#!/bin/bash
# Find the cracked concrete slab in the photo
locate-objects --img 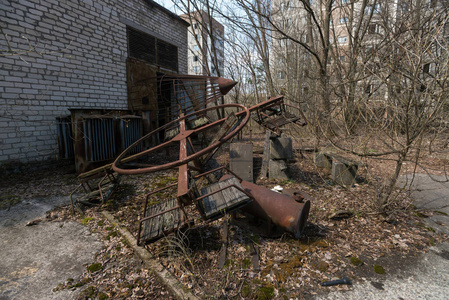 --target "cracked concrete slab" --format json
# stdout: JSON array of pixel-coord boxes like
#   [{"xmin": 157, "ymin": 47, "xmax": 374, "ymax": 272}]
[
  {"xmin": 398, "ymin": 173, "xmax": 449, "ymax": 235},
  {"xmin": 0, "ymin": 196, "xmax": 103, "ymax": 300}
]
